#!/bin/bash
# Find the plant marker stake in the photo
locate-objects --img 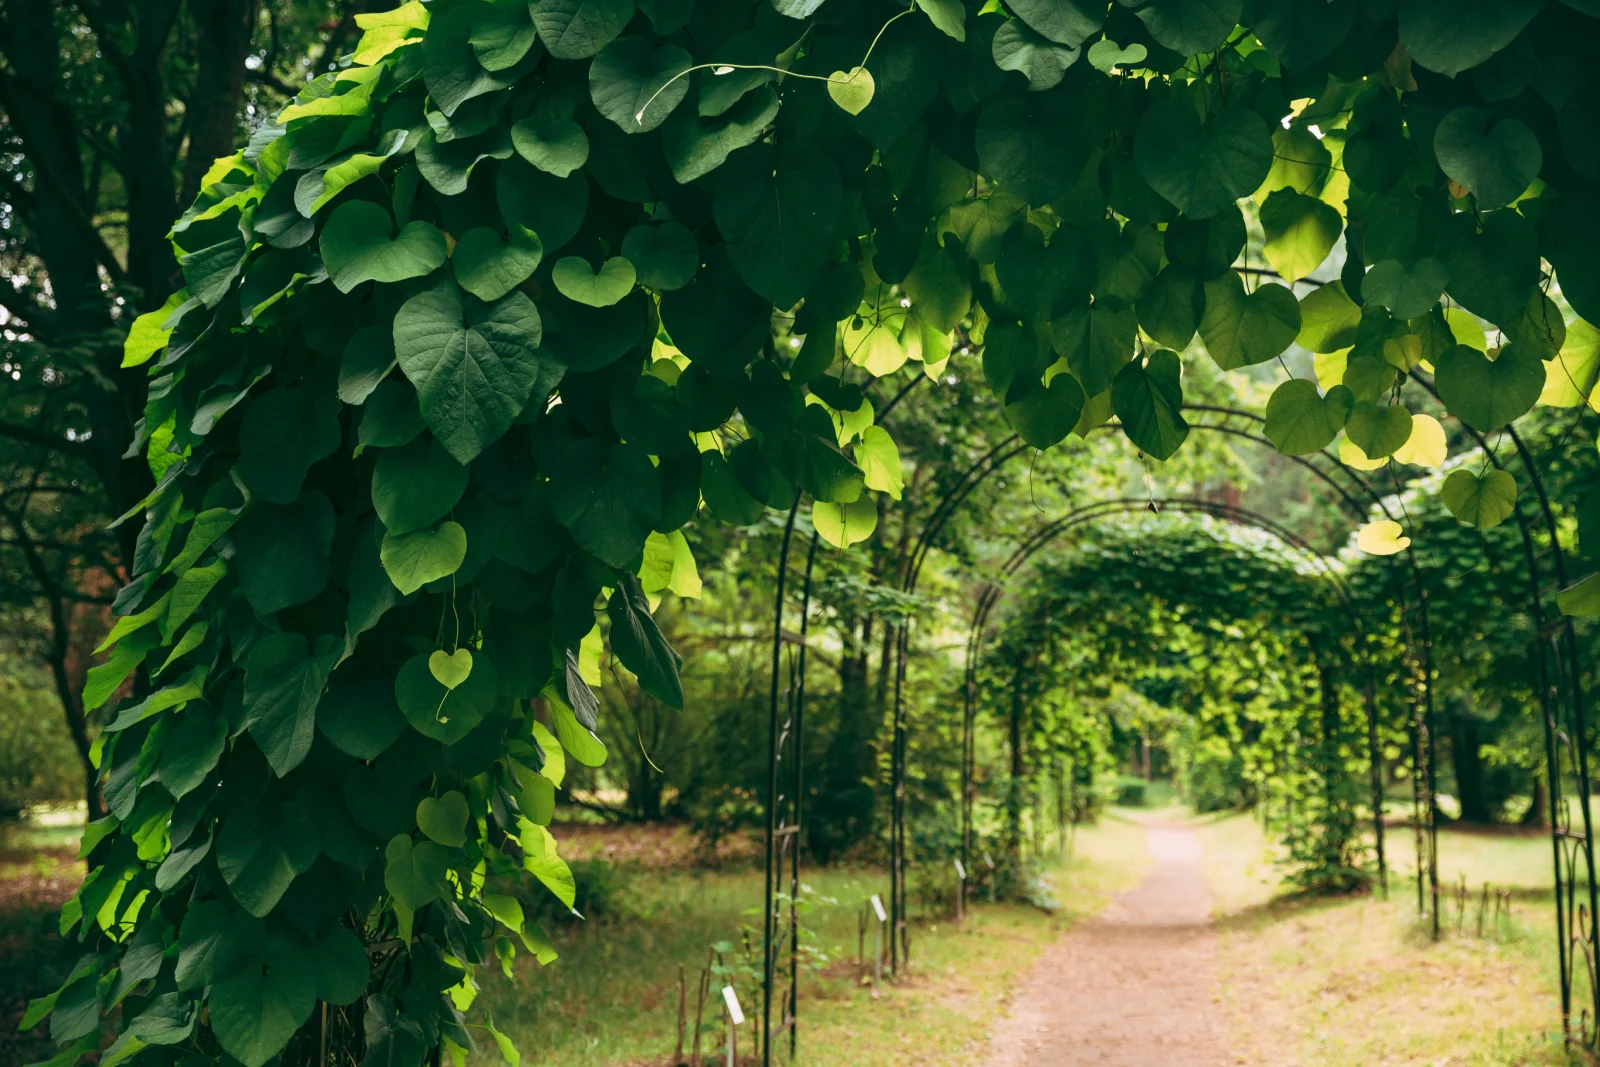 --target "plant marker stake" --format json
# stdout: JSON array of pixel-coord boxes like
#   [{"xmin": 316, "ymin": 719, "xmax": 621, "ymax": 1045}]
[
  {"xmin": 721, "ymin": 985, "xmax": 744, "ymax": 1067},
  {"xmin": 870, "ymin": 893, "xmax": 887, "ymax": 992},
  {"xmin": 954, "ymin": 859, "xmax": 966, "ymax": 921}
]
